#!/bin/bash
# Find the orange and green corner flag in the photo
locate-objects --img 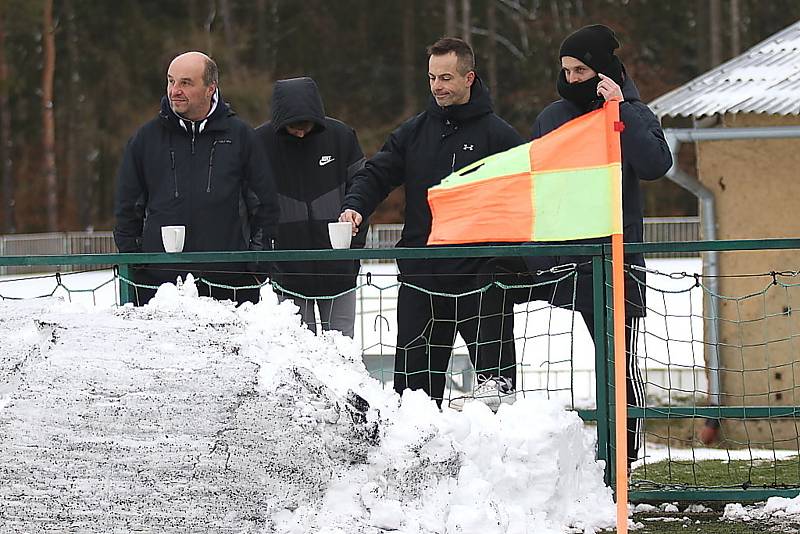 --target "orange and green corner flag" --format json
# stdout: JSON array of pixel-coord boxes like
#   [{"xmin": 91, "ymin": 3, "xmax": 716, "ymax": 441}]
[{"xmin": 427, "ymin": 100, "xmax": 623, "ymax": 245}]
